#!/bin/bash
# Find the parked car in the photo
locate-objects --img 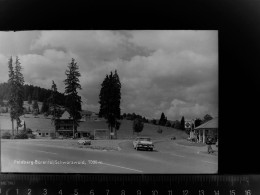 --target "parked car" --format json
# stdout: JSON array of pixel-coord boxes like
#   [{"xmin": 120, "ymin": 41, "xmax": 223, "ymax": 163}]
[
  {"xmin": 78, "ymin": 137, "xmax": 91, "ymax": 145},
  {"xmin": 133, "ymin": 137, "xmax": 154, "ymax": 151}
]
